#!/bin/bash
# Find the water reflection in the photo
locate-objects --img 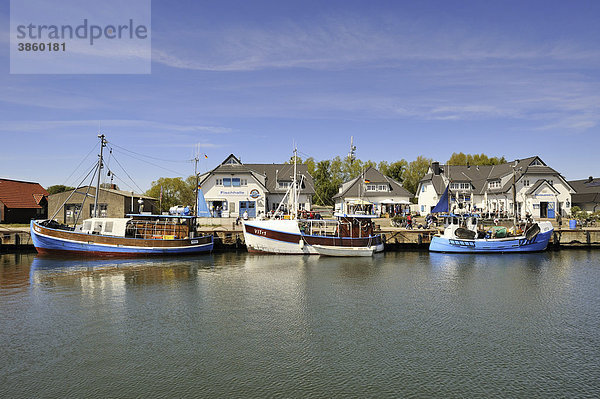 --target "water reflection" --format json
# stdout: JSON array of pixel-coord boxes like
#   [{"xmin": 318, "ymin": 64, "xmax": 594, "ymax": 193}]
[{"xmin": 29, "ymin": 254, "xmax": 217, "ymax": 289}]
